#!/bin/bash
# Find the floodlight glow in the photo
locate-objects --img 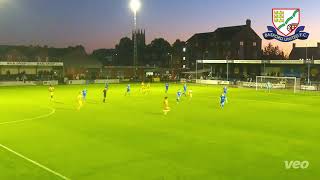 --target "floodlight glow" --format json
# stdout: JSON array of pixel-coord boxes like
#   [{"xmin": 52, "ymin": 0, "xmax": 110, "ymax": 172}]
[
  {"xmin": 130, "ymin": 0, "xmax": 141, "ymax": 13},
  {"xmin": 0, "ymin": 0, "xmax": 9, "ymax": 6}
]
